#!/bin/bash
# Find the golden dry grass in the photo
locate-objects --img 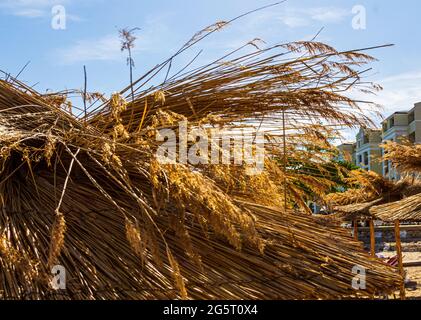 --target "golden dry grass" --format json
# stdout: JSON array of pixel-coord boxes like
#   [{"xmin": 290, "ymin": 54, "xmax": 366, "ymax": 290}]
[
  {"xmin": 0, "ymin": 24, "xmax": 403, "ymax": 299},
  {"xmin": 326, "ymin": 169, "xmax": 421, "ymax": 220}
]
